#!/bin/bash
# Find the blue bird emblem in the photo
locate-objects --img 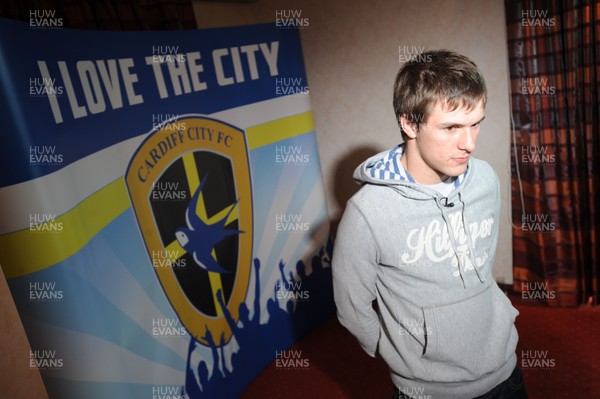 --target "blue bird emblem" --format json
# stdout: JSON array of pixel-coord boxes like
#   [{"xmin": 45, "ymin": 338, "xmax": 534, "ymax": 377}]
[{"xmin": 175, "ymin": 175, "xmax": 243, "ymax": 274}]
